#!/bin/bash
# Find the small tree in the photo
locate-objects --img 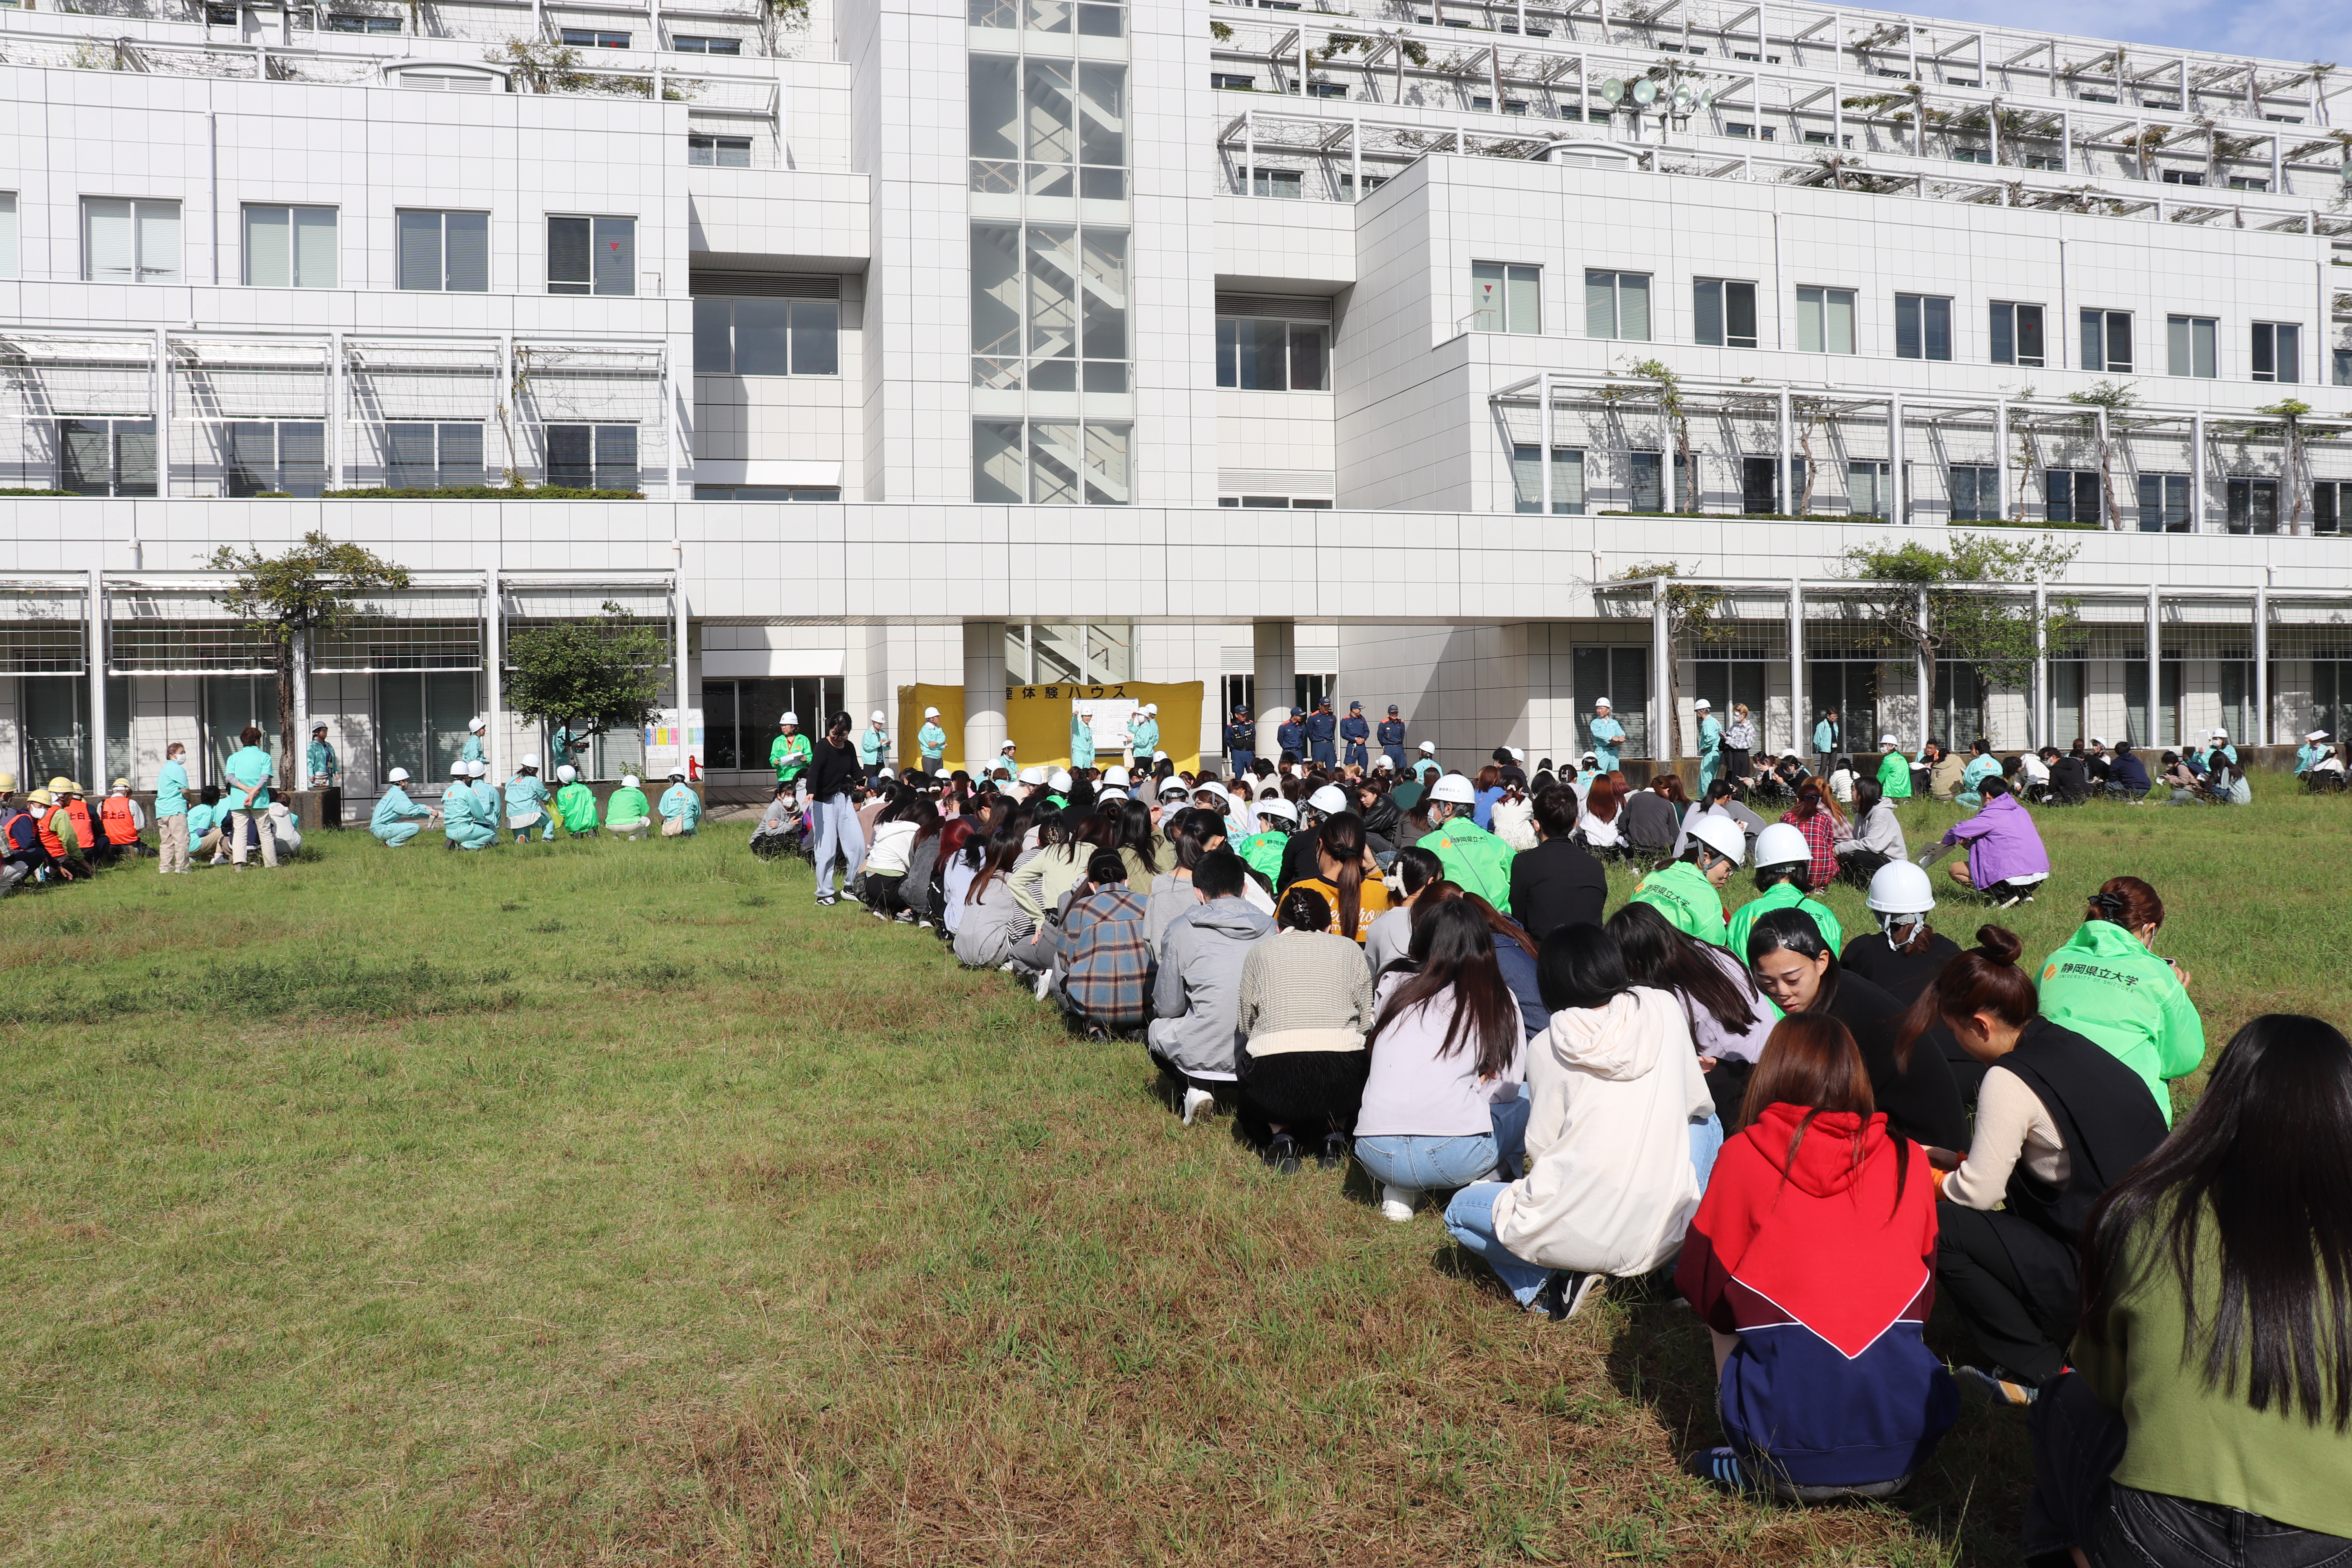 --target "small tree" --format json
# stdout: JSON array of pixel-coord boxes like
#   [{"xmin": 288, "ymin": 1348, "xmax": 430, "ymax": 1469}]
[
  {"xmin": 2258, "ymin": 398, "xmax": 2315, "ymax": 531},
  {"xmin": 505, "ymin": 603, "xmax": 670, "ymax": 771},
  {"xmin": 2065, "ymin": 379, "xmax": 2137, "ymax": 528},
  {"xmin": 1616, "ymin": 562, "xmax": 1739, "ymax": 759},
  {"xmin": 1835, "ymin": 535, "xmax": 2082, "ymax": 746},
  {"xmin": 209, "ymin": 532, "xmax": 412, "ymax": 769}
]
